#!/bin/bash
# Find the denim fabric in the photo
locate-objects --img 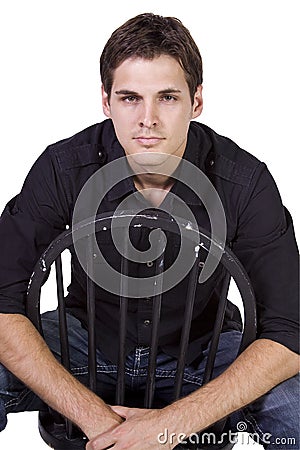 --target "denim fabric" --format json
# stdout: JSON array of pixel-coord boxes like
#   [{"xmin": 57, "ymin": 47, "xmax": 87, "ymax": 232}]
[
  {"xmin": 0, "ymin": 310, "xmax": 299, "ymax": 449},
  {"xmin": 229, "ymin": 376, "xmax": 300, "ymax": 449},
  {"xmin": 0, "ymin": 398, "xmax": 6, "ymax": 432}
]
